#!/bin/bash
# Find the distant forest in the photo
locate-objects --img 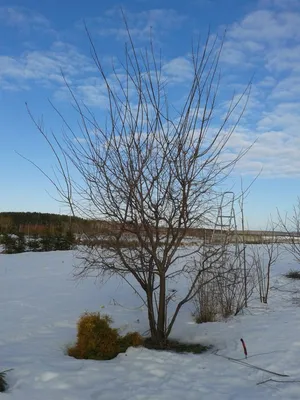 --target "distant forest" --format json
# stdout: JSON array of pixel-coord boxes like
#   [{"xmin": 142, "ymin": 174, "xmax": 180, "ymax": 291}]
[
  {"xmin": 0, "ymin": 212, "xmax": 85, "ymax": 234},
  {"xmin": 0, "ymin": 211, "xmax": 271, "ymax": 244},
  {"xmin": 0, "ymin": 211, "xmax": 231, "ymax": 241},
  {"xmin": 0, "ymin": 212, "xmax": 83, "ymax": 225},
  {"xmin": 0, "ymin": 211, "xmax": 209, "ymax": 238}
]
